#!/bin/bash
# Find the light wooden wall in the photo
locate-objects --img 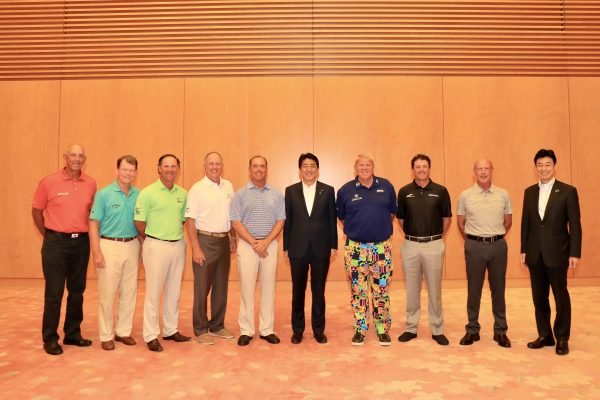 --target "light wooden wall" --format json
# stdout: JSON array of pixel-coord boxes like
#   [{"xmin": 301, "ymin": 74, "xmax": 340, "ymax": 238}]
[{"xmin": 1, "ymin": 76, "xmax": 597, "ymax": 281}]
